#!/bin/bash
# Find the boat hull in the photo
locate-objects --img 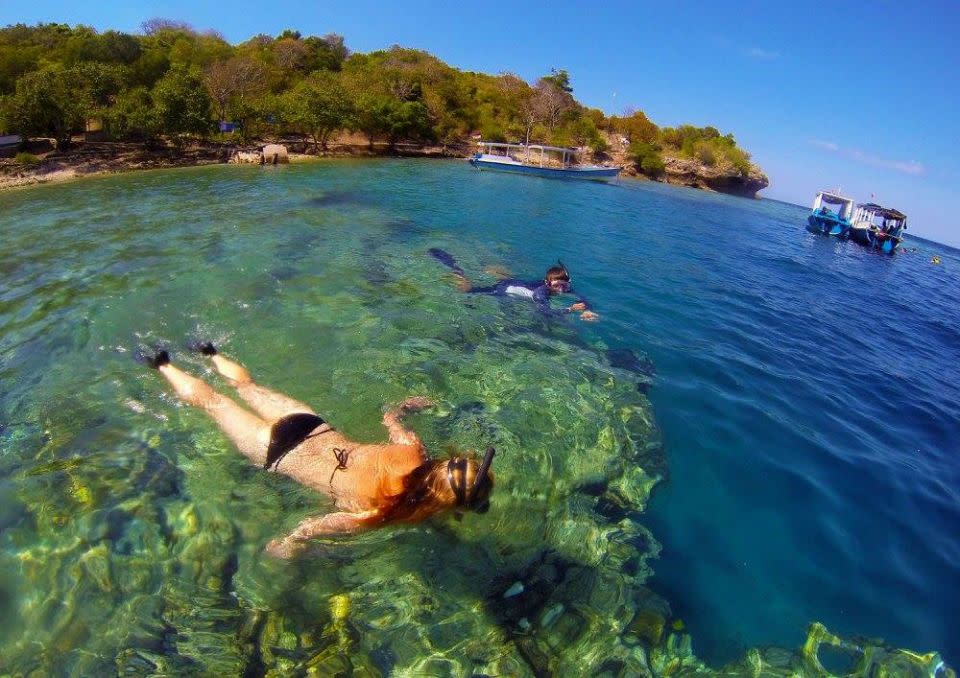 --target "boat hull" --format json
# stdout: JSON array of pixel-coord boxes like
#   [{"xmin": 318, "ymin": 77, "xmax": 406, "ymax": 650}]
[
  {"xmin": 848, "ymin": 226, "xmax": 871, "ymax": 246},
  {"xmin": 807, "ymin": 214, "xmax": 850, "ymax": 238},
  {"xmin": 469, "ymin": 158, "xmax": 620, "ymax": 182},
  {"xmin": 848, "ymin": 226, "xmax": 902, "ymax": 254}
]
